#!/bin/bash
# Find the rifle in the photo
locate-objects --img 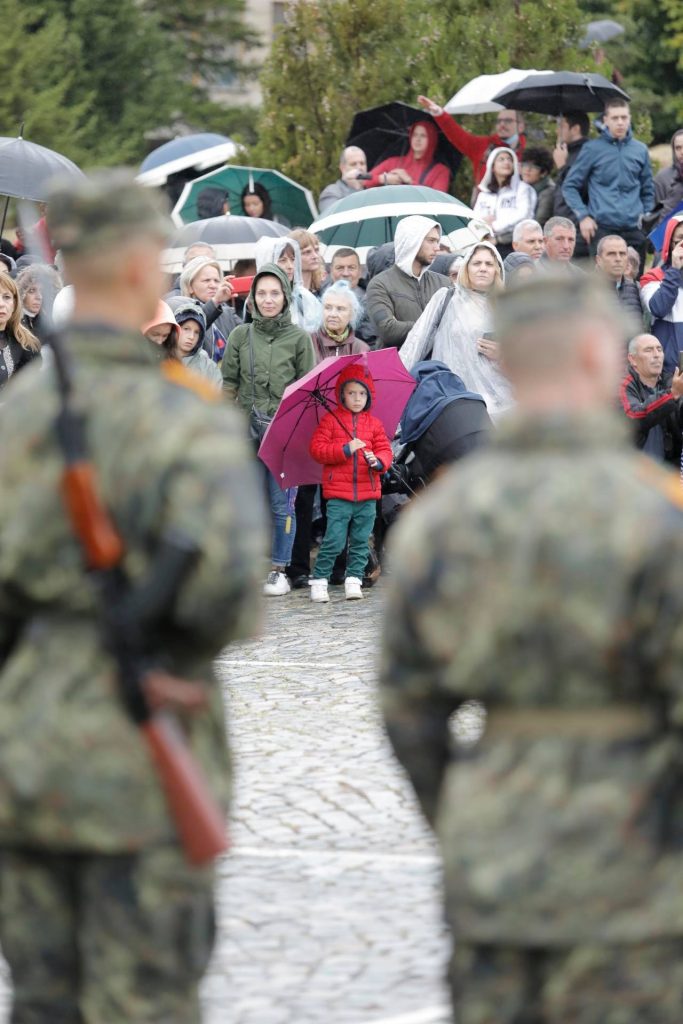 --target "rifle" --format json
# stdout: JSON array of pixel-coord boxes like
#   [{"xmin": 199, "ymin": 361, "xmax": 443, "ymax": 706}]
[{"xmin": 51, "ymin": 327, "xmax": 228, "ymax": 866}]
